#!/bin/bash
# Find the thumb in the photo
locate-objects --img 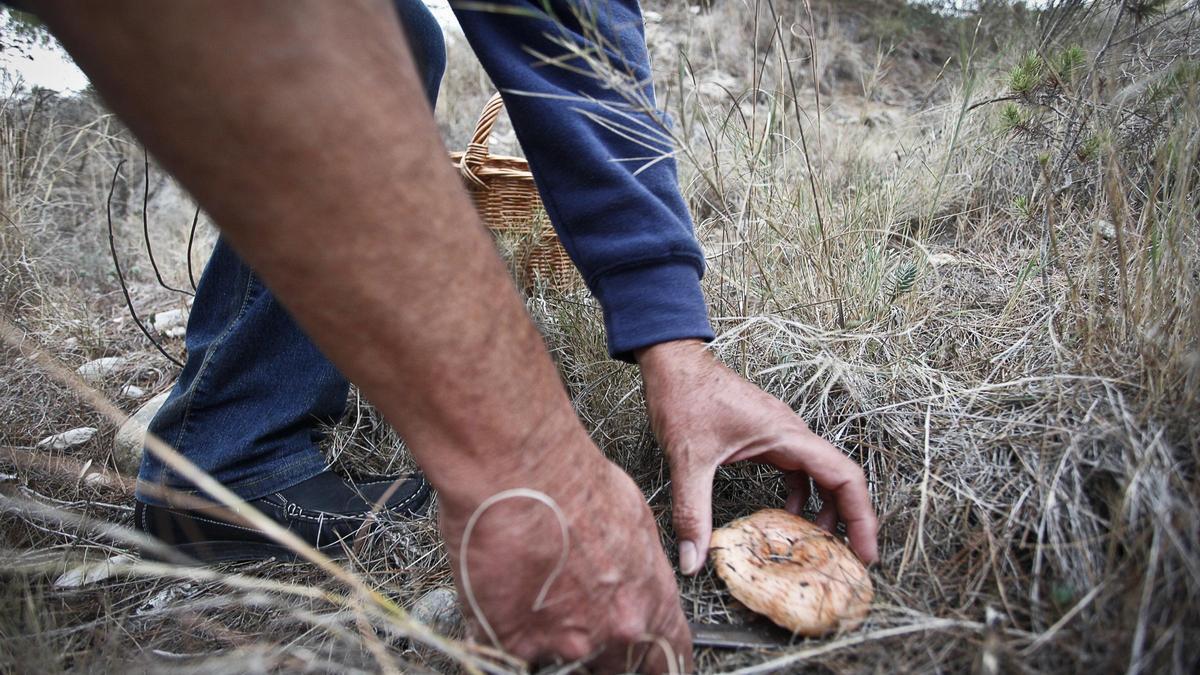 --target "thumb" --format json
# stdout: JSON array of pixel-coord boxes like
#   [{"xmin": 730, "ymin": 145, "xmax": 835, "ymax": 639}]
[{"xmin": 670, "ymin": 463, "xmax": 716, "ymax": 576}]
